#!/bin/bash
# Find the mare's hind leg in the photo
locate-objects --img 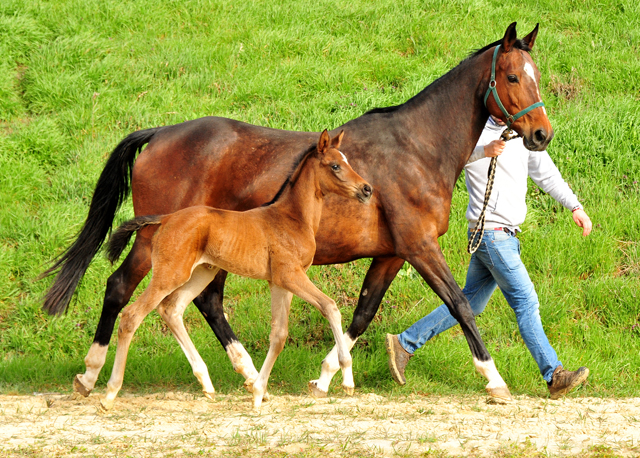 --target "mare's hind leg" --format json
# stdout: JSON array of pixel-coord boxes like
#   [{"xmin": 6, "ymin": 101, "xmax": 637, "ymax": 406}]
[
  {"xmin": 192, "ymin": 271, "xmax": 261, "ymax": 391},
  {"xmin": 74, "ymin": 235, "xmax": 152, "ymax": 397},
  {"xmin": 157, "ymin": 265, "xmax": 221, "ymax": 400},
  {"xmin": 101, "ymin": 279, "xmax": 173, "ymax": 411},
  {"xmin": 309, "ymin": 256, "xmax": 404, "ymax": 397},
  {"xmin": 251, "ymin": 284, "xmax": 293, "ymax": 410},
  {"xmin": 276, "ymin": 270, "xmax": 354, "ymax": 396}
]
